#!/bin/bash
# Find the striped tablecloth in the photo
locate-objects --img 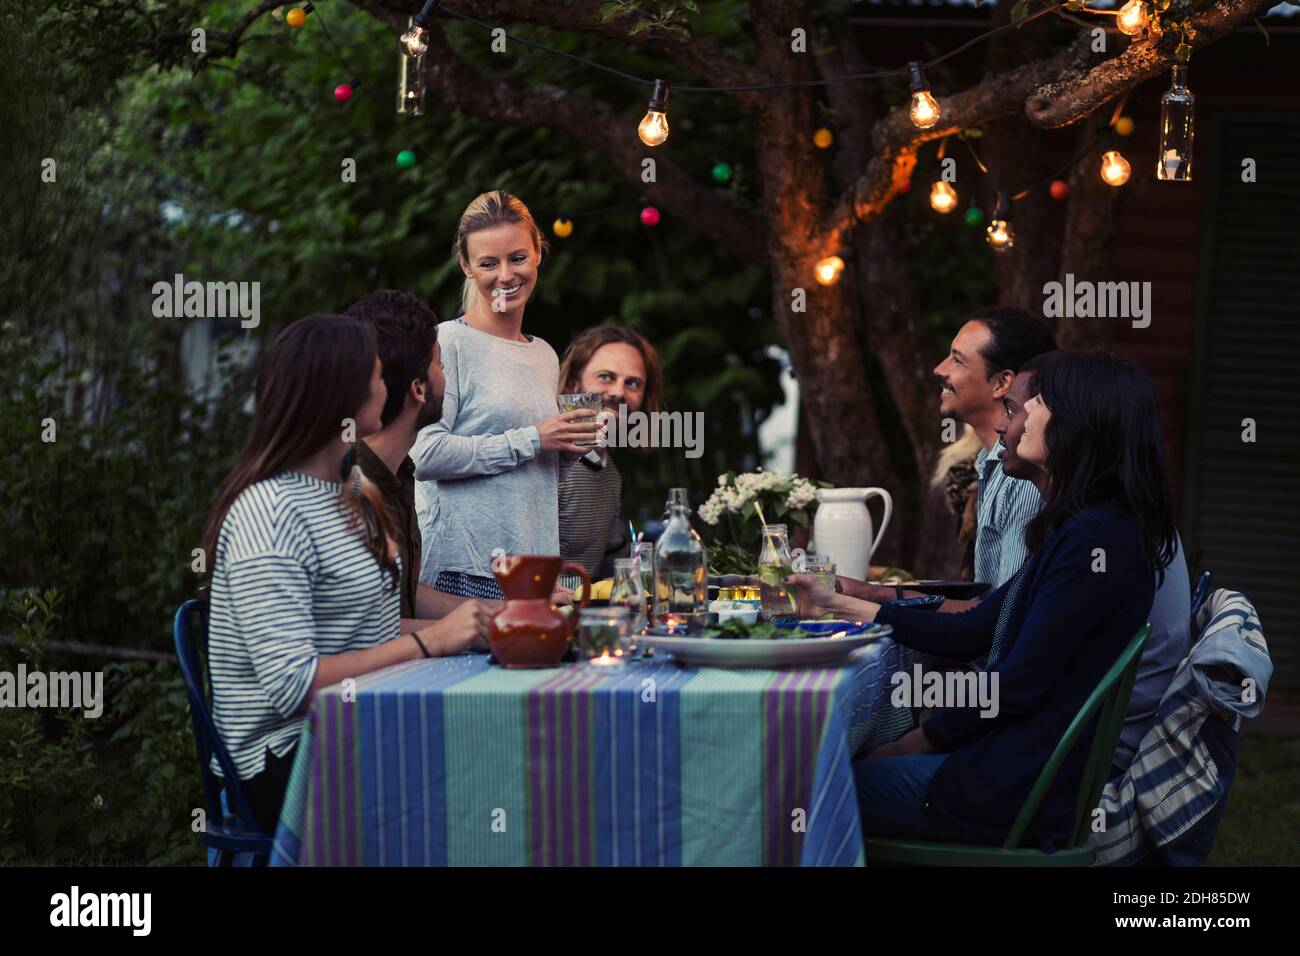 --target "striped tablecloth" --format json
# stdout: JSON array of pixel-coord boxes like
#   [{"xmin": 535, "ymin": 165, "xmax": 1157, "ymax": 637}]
[{"xmin": 270, "ymin": 637, "xmax": 919, "ymax": 867}]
